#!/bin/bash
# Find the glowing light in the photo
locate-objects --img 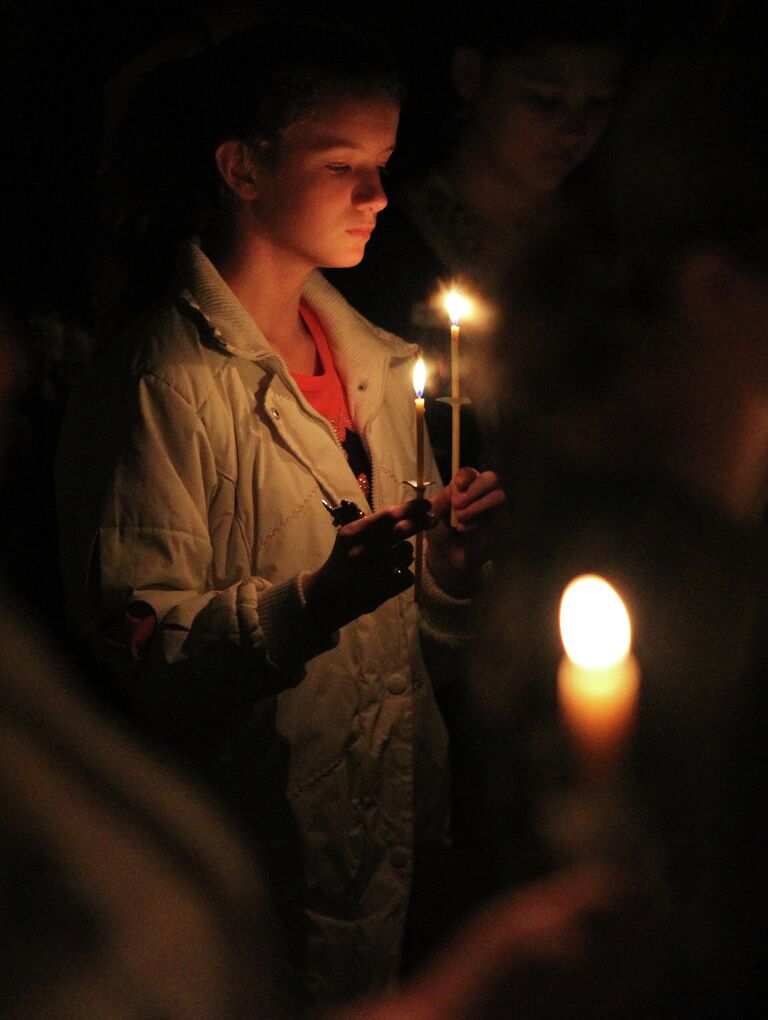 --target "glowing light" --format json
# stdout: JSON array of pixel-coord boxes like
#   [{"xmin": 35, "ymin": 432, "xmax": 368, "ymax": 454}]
[
  {"xmin": 413, "ymin": 356, "xmax": 426, "ymax": 398},
  {"xmin": 444, "ymin": 288, "xmax": 471, "ymax": 326},
  {"xmin": 557, "ymin": 574, "xmax": 639, "ymax": 764},
  {"xmin": 559, "ymin": 575, "xmax": 632, "ymax": 670}
]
